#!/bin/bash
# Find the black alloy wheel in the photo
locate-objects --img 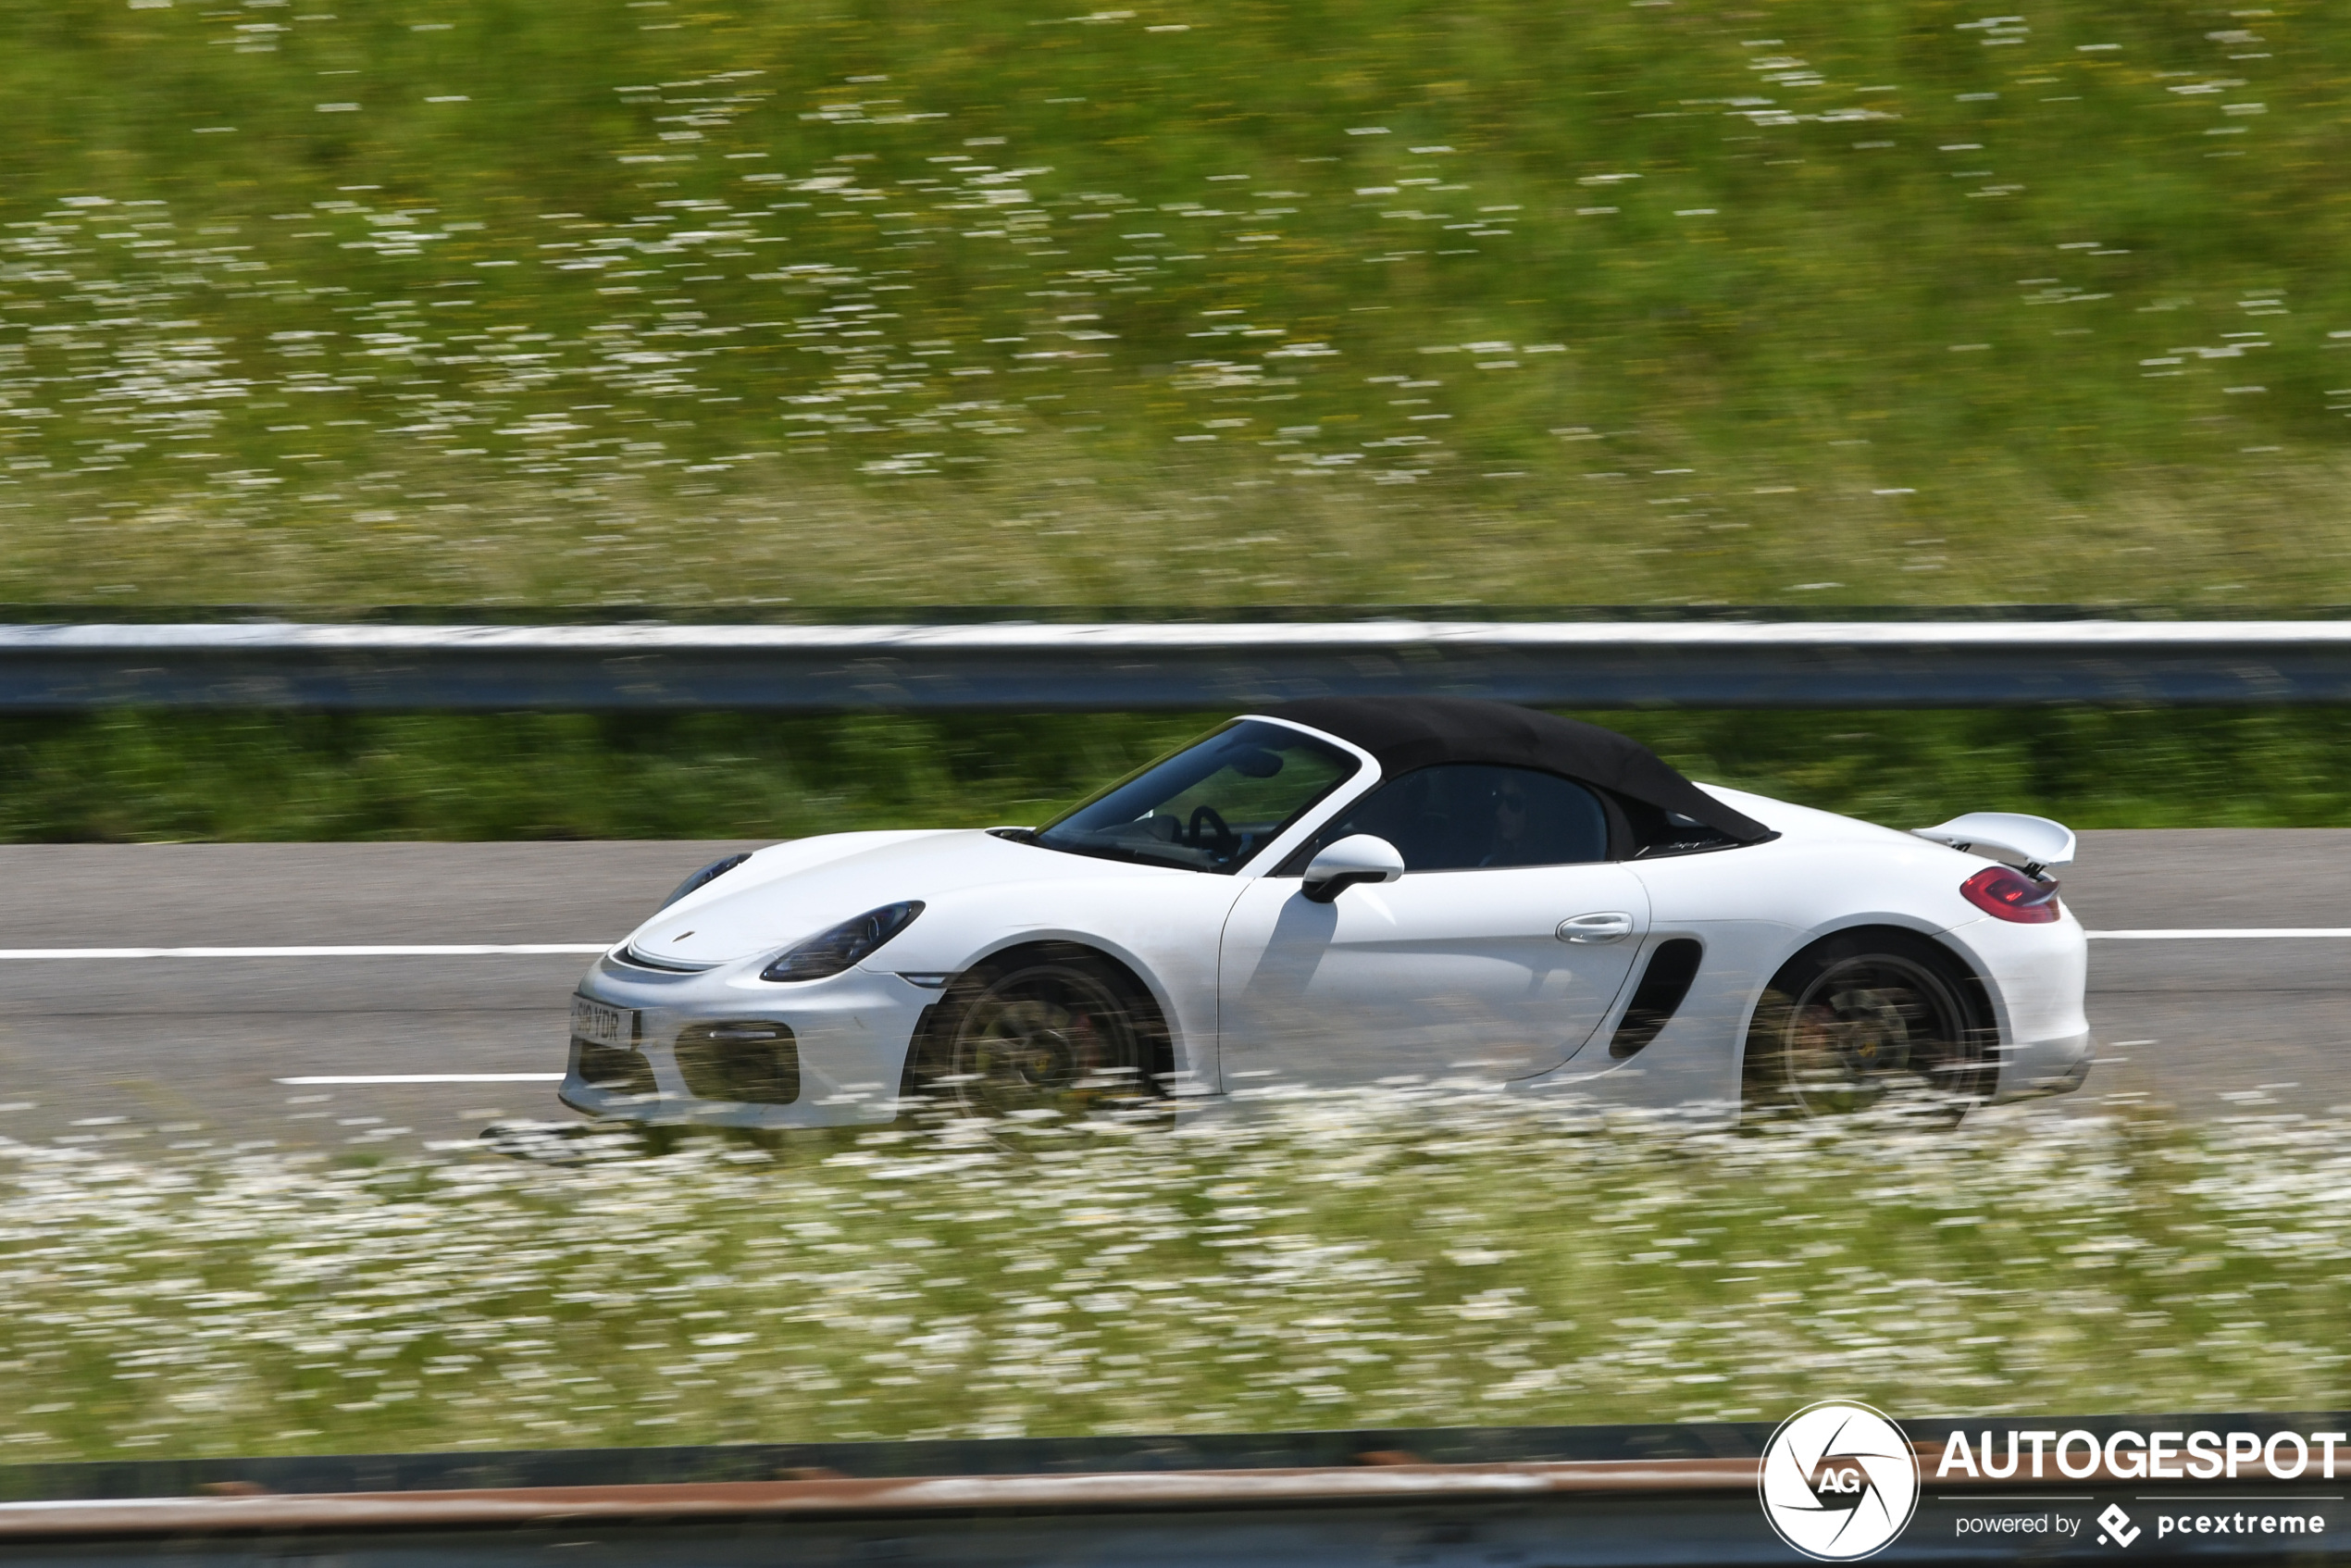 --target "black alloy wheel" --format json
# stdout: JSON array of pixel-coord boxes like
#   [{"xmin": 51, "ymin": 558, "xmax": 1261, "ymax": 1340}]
[
  {"xmin": 1744, "ymin": 929, "xmax": 1996, "ymax": 1122},
  {"xmin": 917, "ymin": 946, "xmax": 1165, "ymax": 1127}
]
